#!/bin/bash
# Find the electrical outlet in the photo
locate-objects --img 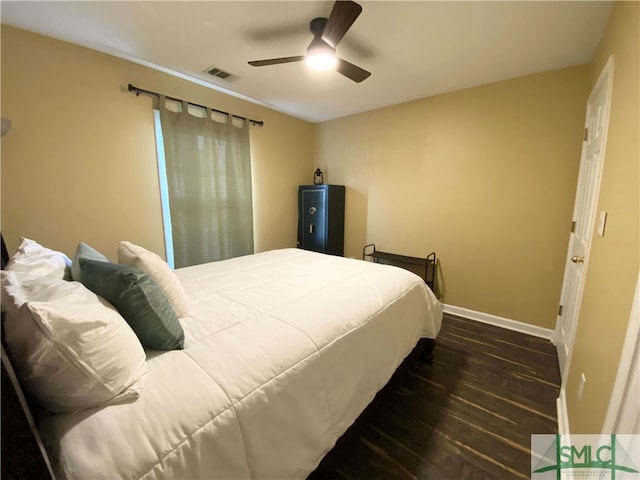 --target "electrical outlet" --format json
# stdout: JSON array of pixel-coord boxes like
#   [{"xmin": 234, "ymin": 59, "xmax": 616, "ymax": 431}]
[{"xmin": 578, "ymin": 373, "xmax": 586, "ymax": 400}]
